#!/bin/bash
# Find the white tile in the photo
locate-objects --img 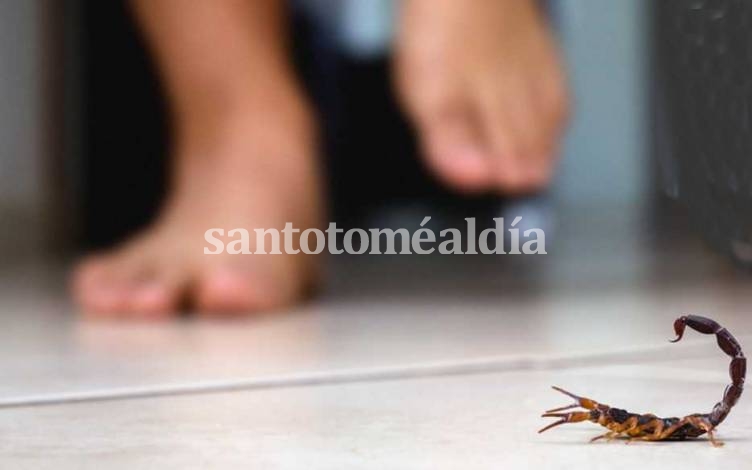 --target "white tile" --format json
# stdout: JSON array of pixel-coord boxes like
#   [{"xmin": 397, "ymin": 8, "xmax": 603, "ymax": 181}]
[
  {"xmin": 1, "ymin": 263, "xmax": 751, "ymax": 397},
  {"xmin": 0, "ymin": 359, "xmax": 747, "ymax": 469}
]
